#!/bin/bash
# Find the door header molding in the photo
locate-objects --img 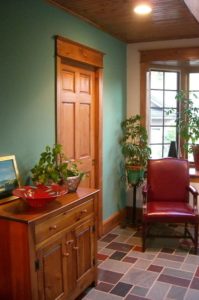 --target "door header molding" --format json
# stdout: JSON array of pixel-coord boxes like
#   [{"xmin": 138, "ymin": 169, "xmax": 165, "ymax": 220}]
[{"xmin": 56, "ymin": 35, "xmax": 104, "ymax": 68}]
